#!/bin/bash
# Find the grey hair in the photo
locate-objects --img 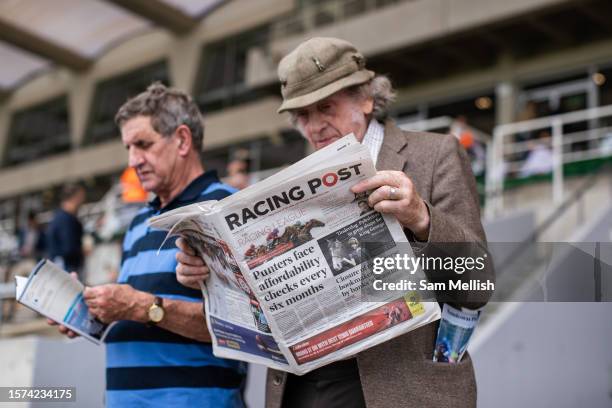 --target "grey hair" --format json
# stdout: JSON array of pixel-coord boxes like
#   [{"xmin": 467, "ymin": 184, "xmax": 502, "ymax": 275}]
[
  {"xmin": 287, "ymin": 74, "xmax": 396, "ymax": 128},
  {"xmin": 115, "ymin": 82, "xmax": 204, "ymax": 151},
  {"xmin": 348, "ymin": 74, "xmax": 396, "ymax": 121}
]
